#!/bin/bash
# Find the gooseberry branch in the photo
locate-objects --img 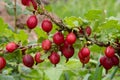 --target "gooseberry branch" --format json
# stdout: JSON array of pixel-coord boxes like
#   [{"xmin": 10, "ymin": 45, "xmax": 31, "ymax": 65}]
[{"xmin": 36, "ymin": 0, "xmax": 110, "ymax": 48}]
